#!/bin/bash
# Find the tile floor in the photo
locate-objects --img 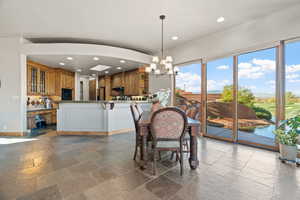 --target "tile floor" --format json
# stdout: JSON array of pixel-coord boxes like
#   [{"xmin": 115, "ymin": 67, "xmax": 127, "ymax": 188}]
[{"xmin": 0, "ymin": 132, "xmax": 299, "ymax": 200}]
